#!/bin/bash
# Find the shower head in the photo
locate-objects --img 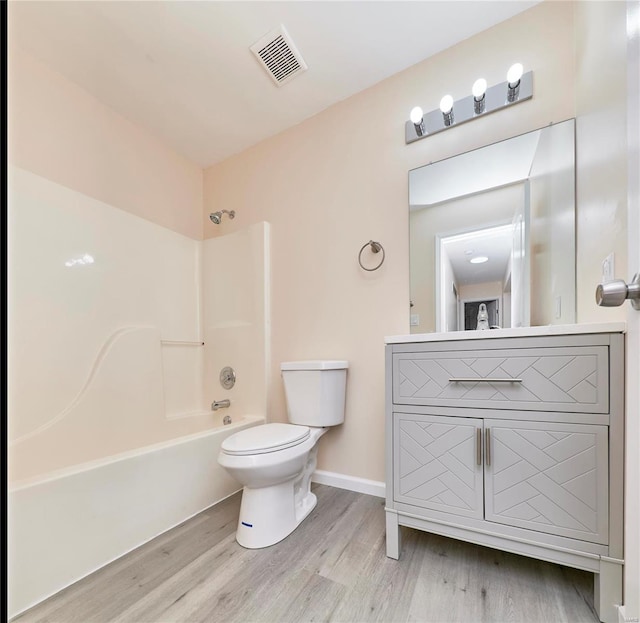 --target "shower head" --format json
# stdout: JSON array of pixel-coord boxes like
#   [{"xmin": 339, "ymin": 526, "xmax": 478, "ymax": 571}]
[{"xmin": 209, "ymin": 210, "xmax": 235, "ymax": 225}]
